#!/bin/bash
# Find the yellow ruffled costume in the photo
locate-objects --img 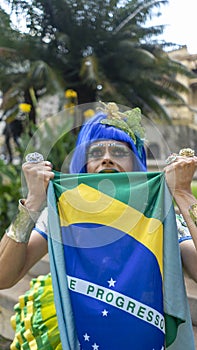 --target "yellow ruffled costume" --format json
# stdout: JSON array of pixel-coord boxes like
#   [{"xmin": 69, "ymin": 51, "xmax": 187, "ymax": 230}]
[{"xmin": 10, "ymin": 273, "xmax": 62, "ymax": 350}]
